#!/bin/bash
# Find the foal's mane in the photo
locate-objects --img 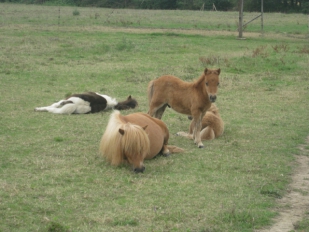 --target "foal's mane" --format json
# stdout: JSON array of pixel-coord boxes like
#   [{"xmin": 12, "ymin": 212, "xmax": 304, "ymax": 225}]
[
  {"xmin": 193, "ymin": 73, "xmax": 206, "ymax": 88},
  {"xmin": 99, "ymin": 111, "xmax": 150, "ymax": 166}
]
